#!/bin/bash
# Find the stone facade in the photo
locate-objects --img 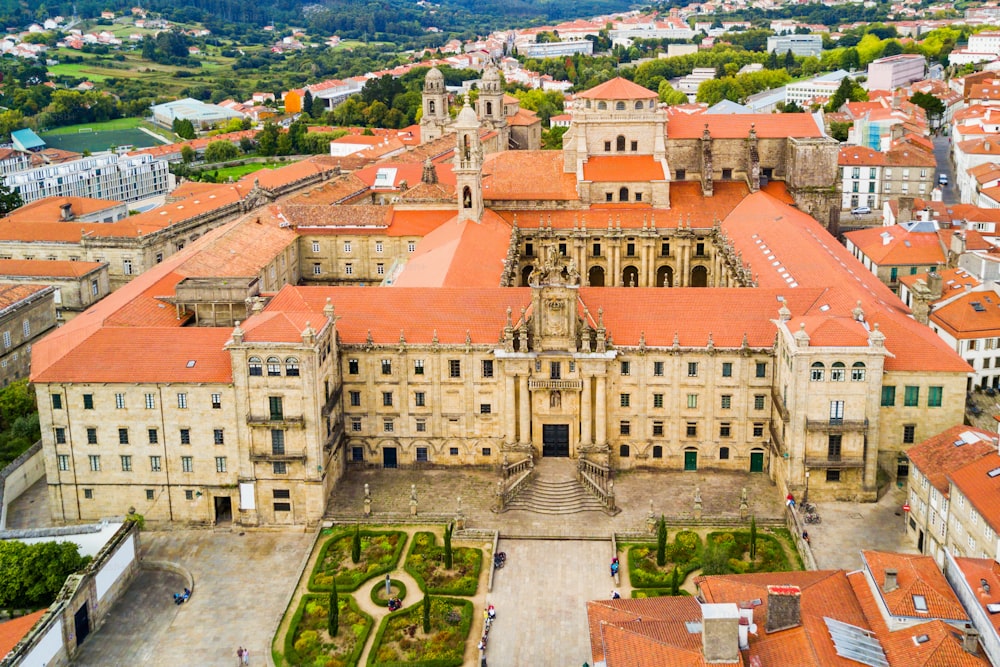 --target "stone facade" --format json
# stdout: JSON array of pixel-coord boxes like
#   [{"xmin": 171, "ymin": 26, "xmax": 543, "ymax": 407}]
[{"xmin": 0, "ymin": 284, "xmax": 56, "ymax": 387}]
